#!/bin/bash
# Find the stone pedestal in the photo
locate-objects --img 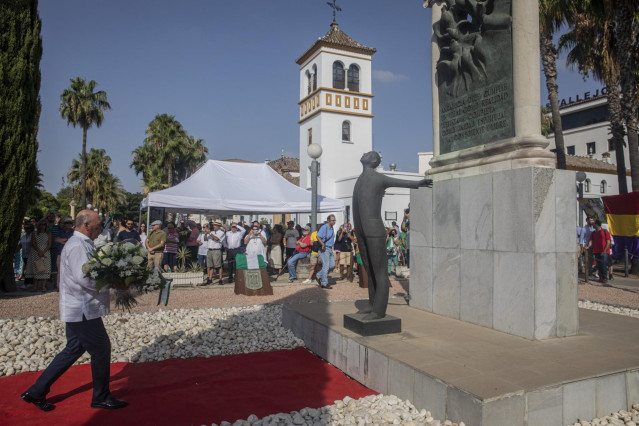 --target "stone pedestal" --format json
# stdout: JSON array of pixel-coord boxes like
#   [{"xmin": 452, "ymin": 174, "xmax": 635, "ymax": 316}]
[
  {"xmin": 410, "ymin": 167, "xmax": 578, "ymax": 340},
  {"xmin": 344, "ymin": 313, "xmax": 401, "ymax": 336}
]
